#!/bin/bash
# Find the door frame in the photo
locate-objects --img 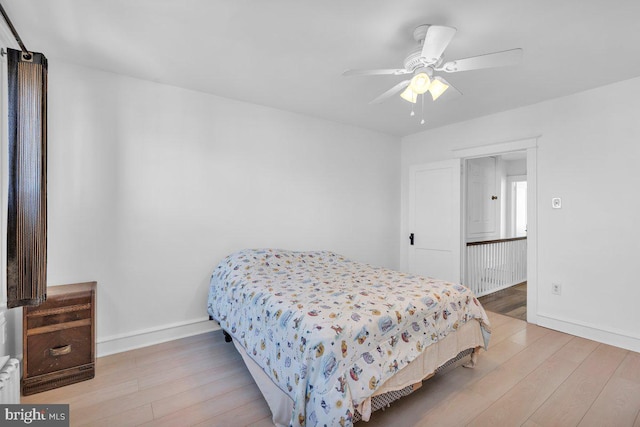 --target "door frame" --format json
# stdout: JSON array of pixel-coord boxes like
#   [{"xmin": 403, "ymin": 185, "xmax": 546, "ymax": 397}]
[{"xmin": 453, "ymin": 137, "xmax": 539, "ymax": 324}]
